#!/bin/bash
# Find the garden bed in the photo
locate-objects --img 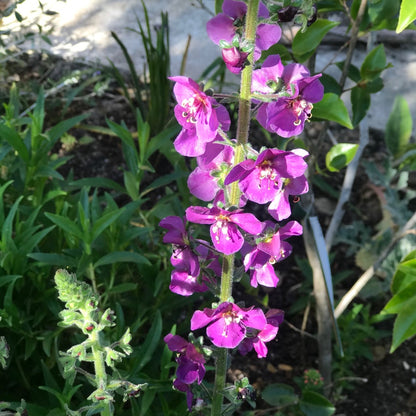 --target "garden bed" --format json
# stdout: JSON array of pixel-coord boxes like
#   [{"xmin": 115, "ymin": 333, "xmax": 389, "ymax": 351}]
[{"xmin": 2, "ymin": 49, "xmax": 415, "ymax": 416}]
